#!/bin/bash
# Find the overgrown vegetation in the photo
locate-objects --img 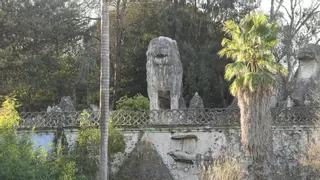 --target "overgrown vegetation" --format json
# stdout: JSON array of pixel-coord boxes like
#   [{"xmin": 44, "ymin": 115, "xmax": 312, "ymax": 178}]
[
  {"xmin": 0, "ymin": 98, "xmax": 125, "ymax": 180},
  {"xmin": 300, "ymin": 142, "xmax": 320, "ymax": 178},
  {"xmin": 200, "ymin": 157, "xmax": 243, "ymax": 180},
  {"xmin": 68, "ymin": 110, "xmax": 125, "ymax": 179},
  {"xmin": 0, "ymin": 97, "xmax": 74, "ymax": 180},
  {"xmin": 299, "ymin": 97, "xmax": 320, "ymax": 179}
]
